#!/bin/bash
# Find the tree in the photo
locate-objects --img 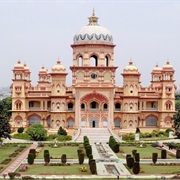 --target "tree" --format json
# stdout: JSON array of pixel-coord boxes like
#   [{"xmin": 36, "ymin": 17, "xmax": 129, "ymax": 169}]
[
  {"xmin": 26, "ymin": 124, "xmax": 47, "ymax": 141},
  {"xmin": 172, "ymin": 110, "xmax": 180, "ymax": 139},
  {"xmin": 0, "ymin": 97, "xmax": 12, "ymax": 119},
  {"xmin": 0, "ymin": 116, "xmax": 11, "ymax": 140},
  {"xmin": 57, "ymin": 126, "xmax": 67, "ymax": 136}
]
